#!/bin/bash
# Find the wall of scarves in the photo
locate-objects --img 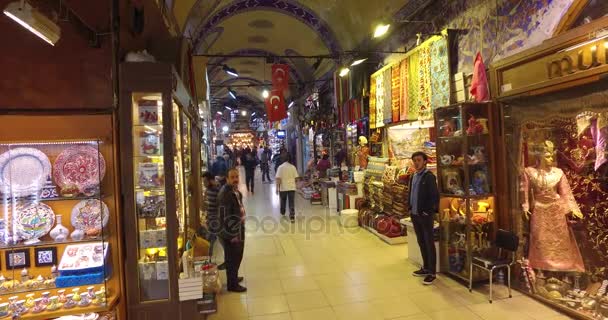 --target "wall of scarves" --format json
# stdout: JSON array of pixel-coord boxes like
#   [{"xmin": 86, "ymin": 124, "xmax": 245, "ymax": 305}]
[{"xmin": 370, "ymin": 33, "xmax": 451, "ymax": 128}]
